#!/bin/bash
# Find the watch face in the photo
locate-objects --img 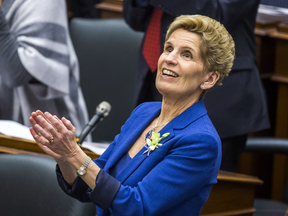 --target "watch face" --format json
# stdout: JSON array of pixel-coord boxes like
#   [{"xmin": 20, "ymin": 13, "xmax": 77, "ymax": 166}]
[{"xmin": 78, "ymin": 166, "xmax": 86, "ymax": 176}]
